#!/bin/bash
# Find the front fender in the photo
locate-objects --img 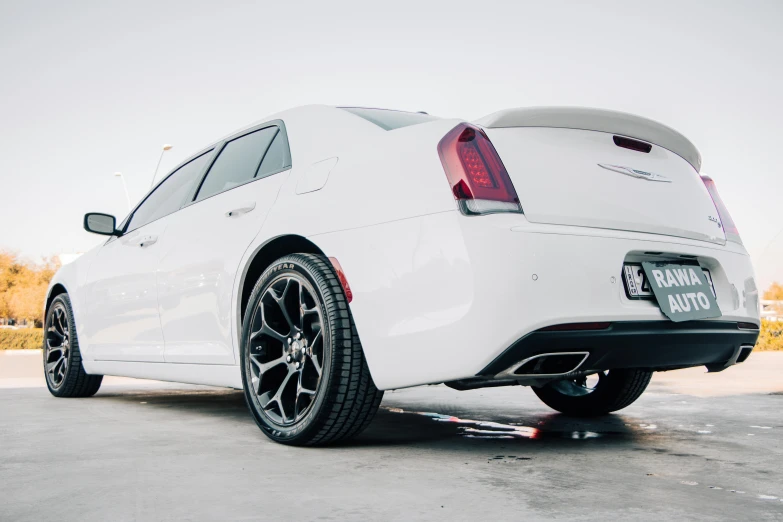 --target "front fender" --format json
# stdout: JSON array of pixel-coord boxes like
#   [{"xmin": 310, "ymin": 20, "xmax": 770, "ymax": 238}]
[{"xmin": 45, "ymin": 248, "xmax": 99, "ymax": 358}]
